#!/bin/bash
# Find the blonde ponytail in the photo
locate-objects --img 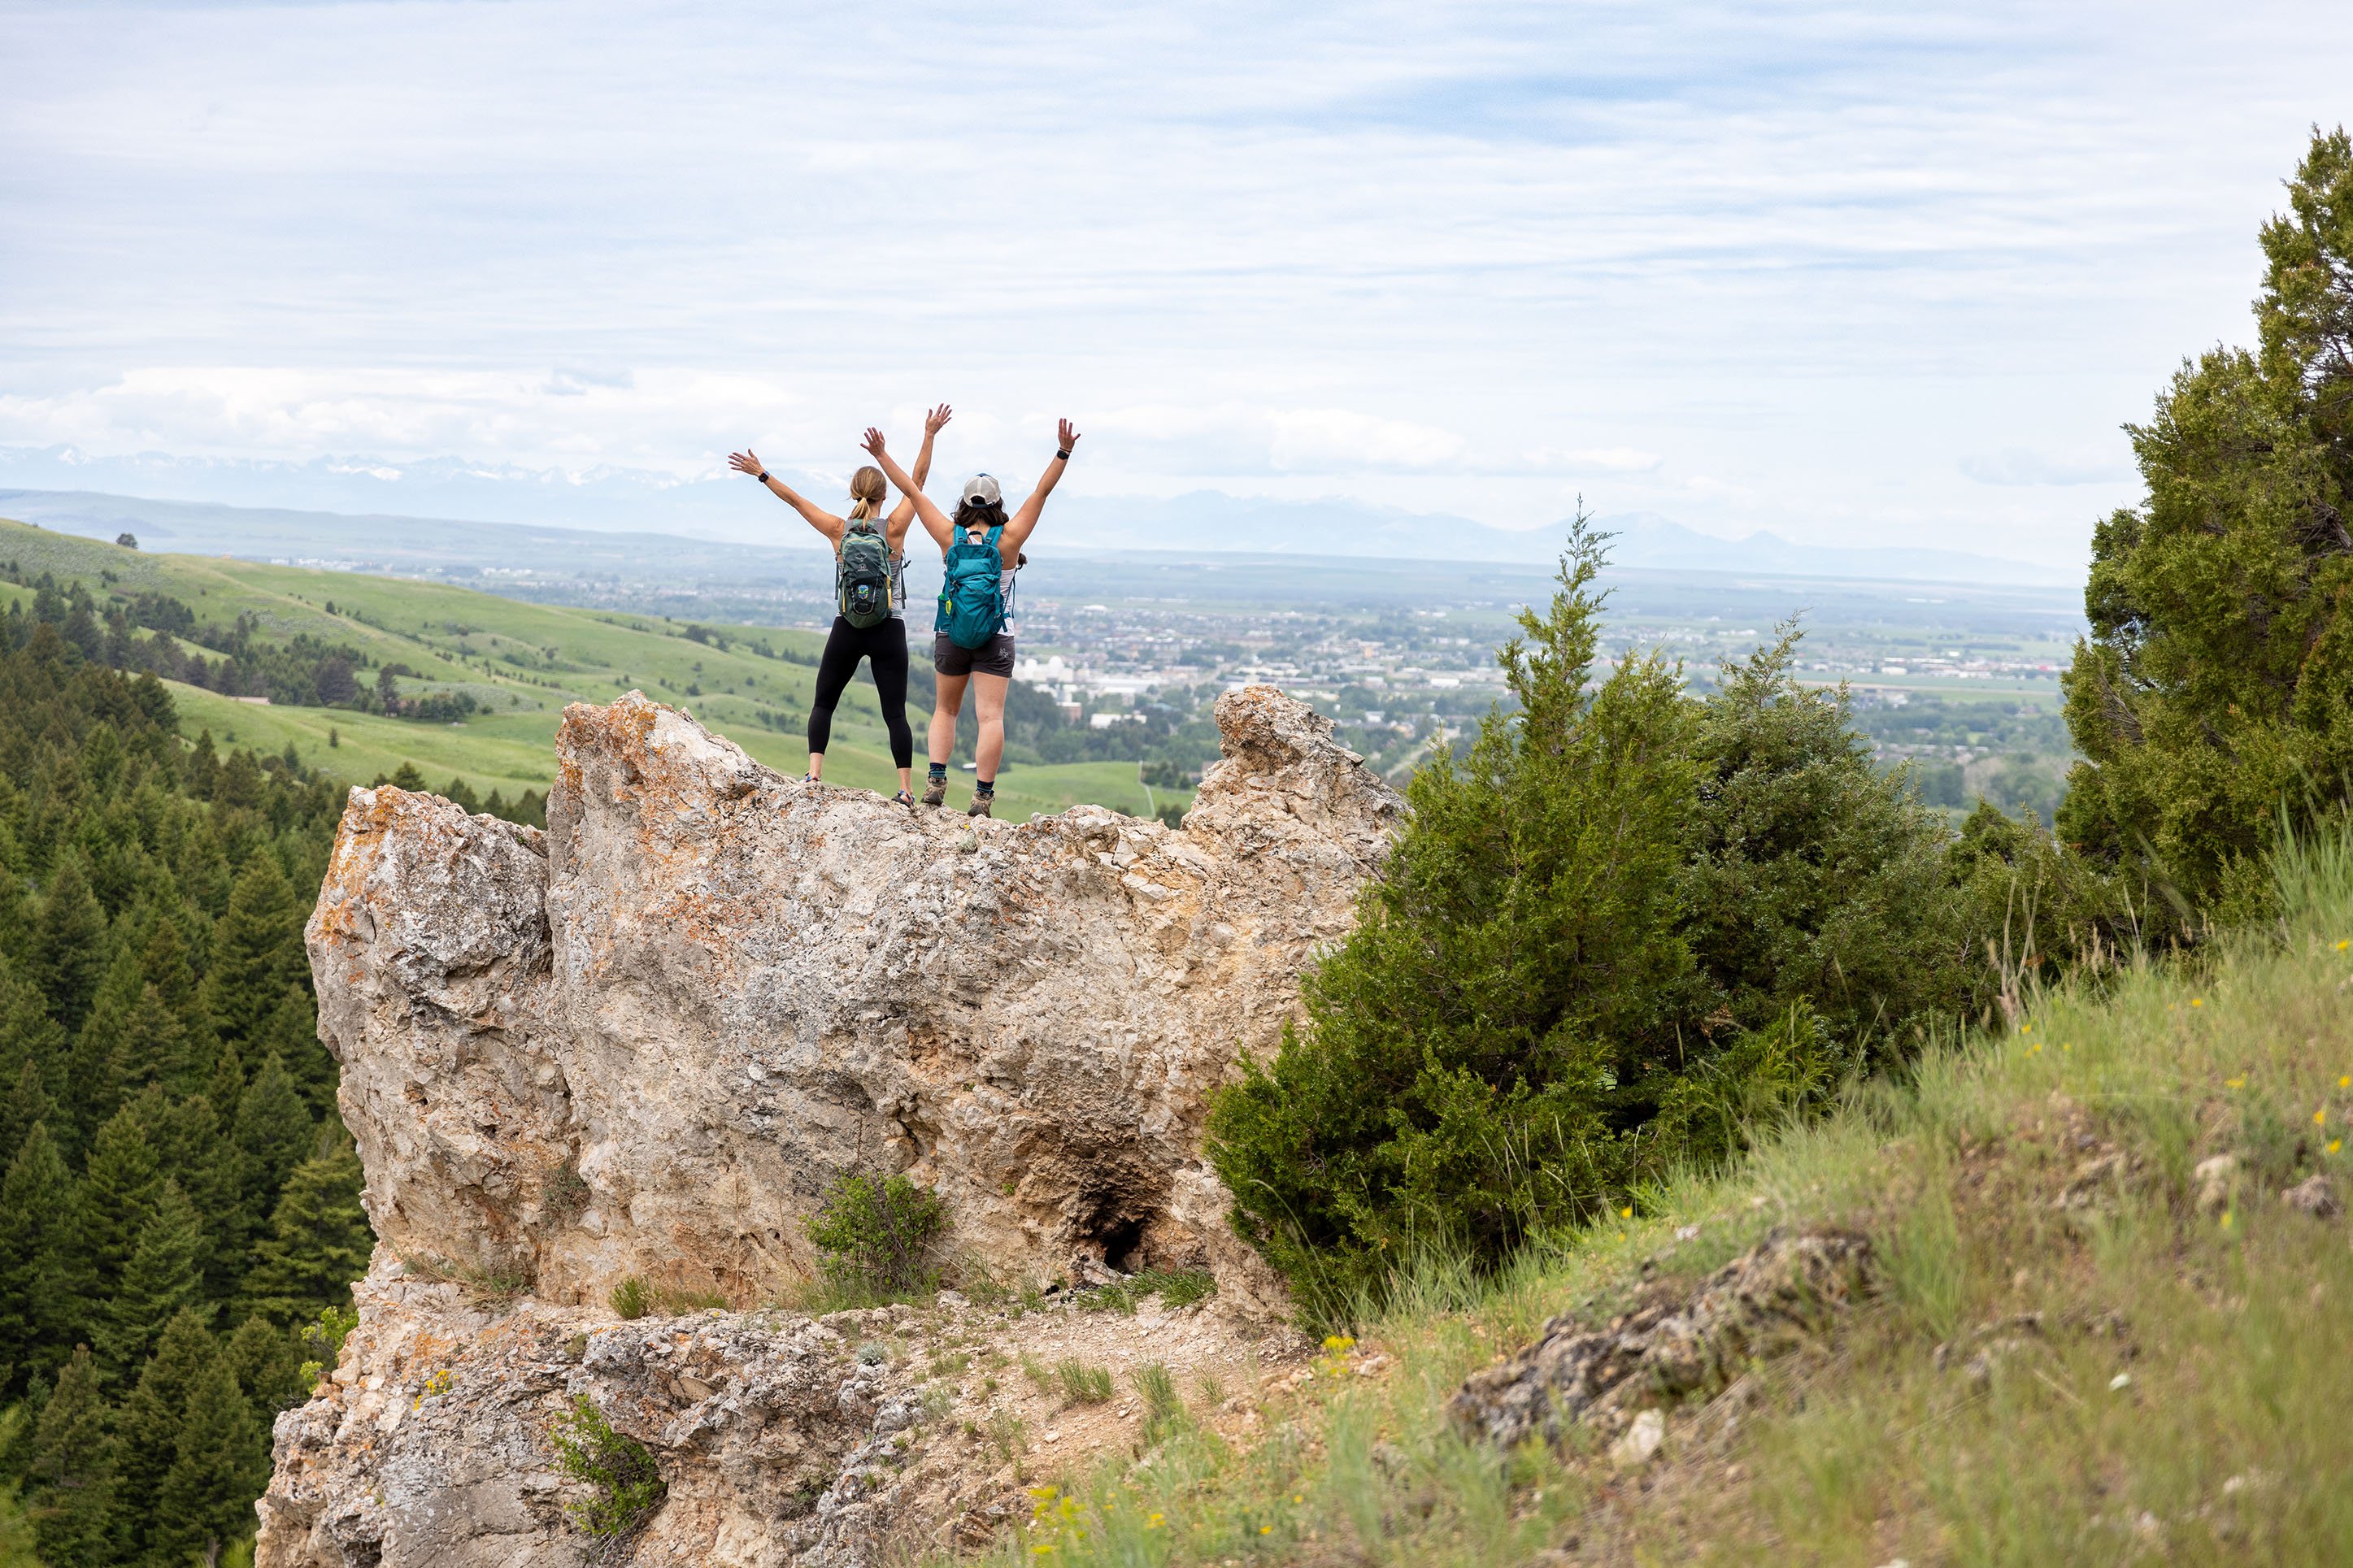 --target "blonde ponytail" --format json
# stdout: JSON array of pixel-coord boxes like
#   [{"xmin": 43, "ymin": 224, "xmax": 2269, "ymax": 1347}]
[{"xmin": 847, "ymin": 465, "xmax": 887, "ymax": 521}]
